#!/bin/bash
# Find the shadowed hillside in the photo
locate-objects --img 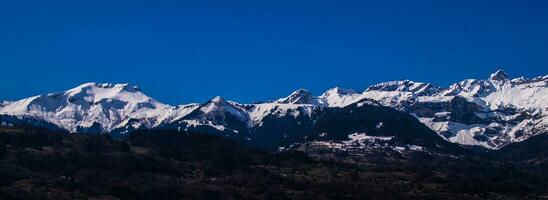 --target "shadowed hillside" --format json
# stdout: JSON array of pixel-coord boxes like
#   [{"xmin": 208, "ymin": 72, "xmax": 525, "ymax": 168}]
[{"xmin": 0, "ymin": 126, "xmax": 547, "ymax": 199}]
